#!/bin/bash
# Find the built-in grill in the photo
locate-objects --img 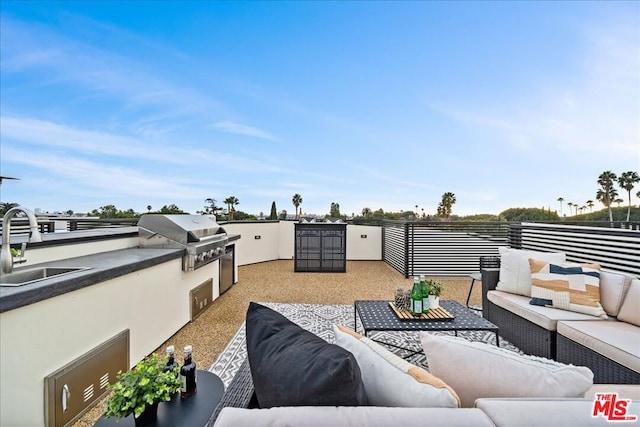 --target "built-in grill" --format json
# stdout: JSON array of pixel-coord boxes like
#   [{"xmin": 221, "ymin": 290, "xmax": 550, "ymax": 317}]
[{"xmin": 138, "ymin": 214, "xmax": 229, "ymax": 271}]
